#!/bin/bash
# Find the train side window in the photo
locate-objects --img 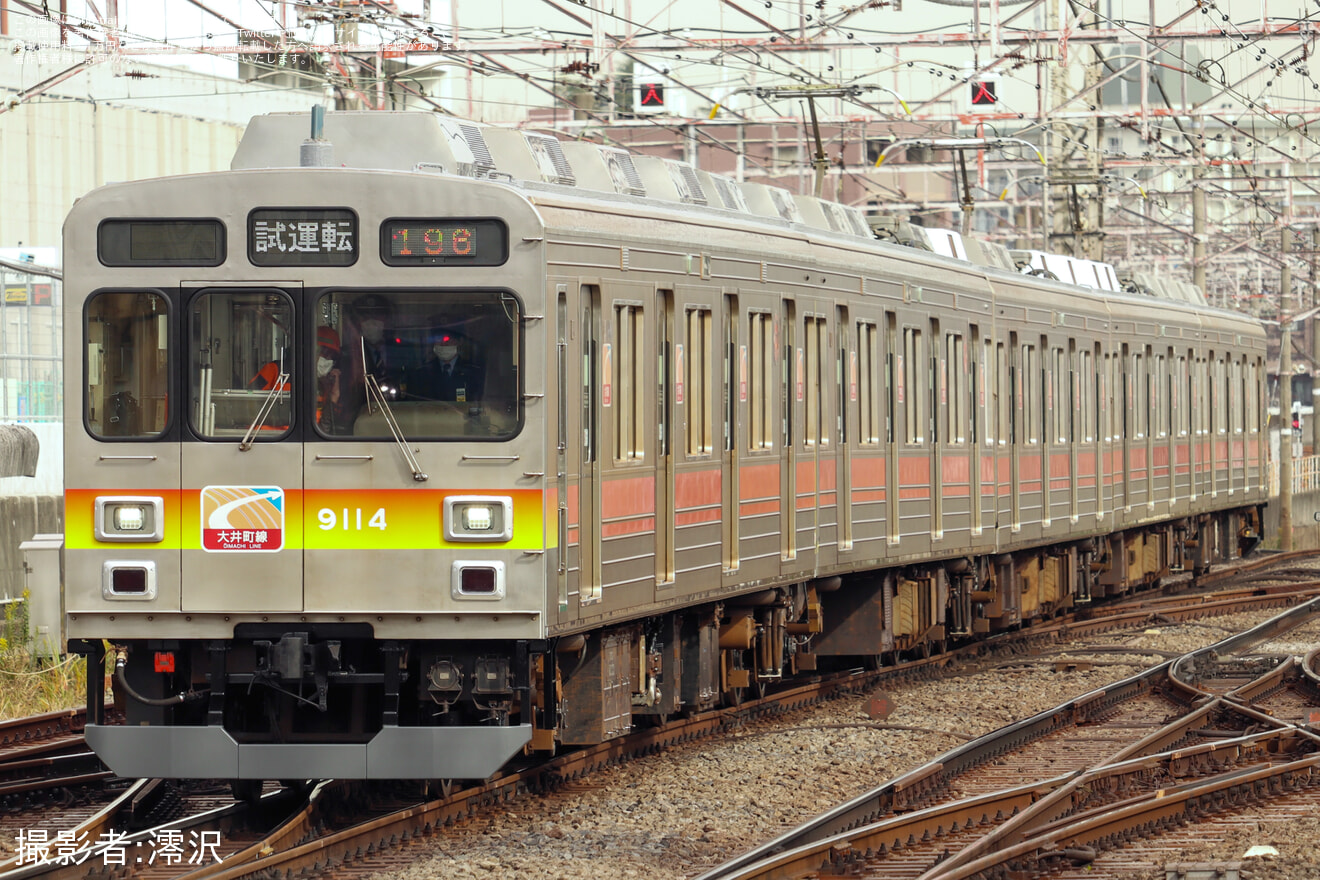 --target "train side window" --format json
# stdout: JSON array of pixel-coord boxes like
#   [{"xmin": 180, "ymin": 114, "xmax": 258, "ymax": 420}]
[
  {"xmin": 613, "ymin": 303, "xmax": 645, "ymax": 462},
  {"xmin": 1078, "ymin": 347, "xmax": 1091, "ymax": 443},
  {"xmin": 980, "ymin": 338, "xmax": 996, "ymax": 447},
  {"xmin": 748, "ymin": 311, "xmax": 774, "ymax": 450},
  {"xmin": 86, "ymin": 291, "xmax": 170, "ymax": 439},
  {"xmin": 994, "ymin": 341, "xmax": 1006, "ymax": 446},
  {"xmin": 1131, "ymin": 351, "xmax": 1145, "ymax": 440},
  {"xmin": 685, "ymin": 308, "xmax": 713, "ymax": 456},
  {"xmin": 1250, "ymin": 358, "xmax": 1263, "ymax": 433},
  {"xmin": 804, "ymin": 315, "xmax": 825, "ymax": 446},
  {"xmin": 189, "ymin": 290, "xmax": 294, "ymax": 440},
  {"xmin": 1233, "ymin": 357, "xmax": 1245, "ymax": 435},
  {"xmin": 858, "ymin": 321, "xmax": 880, "ymax": 444},
  {"xmin": 1155, "ymin": 353, "xmax": 1167, "ymax": 439},
  {"xmin": 903, "ymin": 327, "xmax": 923, "ymax": 444},
  {"xmin": 945, "ymin": 332, "xmax": 964, "ymax": 445},
  {"xmin": 1051, "ymin": 347, "xmax": 1067, "ymax": 444},
  {"xmin": 1021, "ymin": 342, "xmax": 1037, "ymax": 444}
]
